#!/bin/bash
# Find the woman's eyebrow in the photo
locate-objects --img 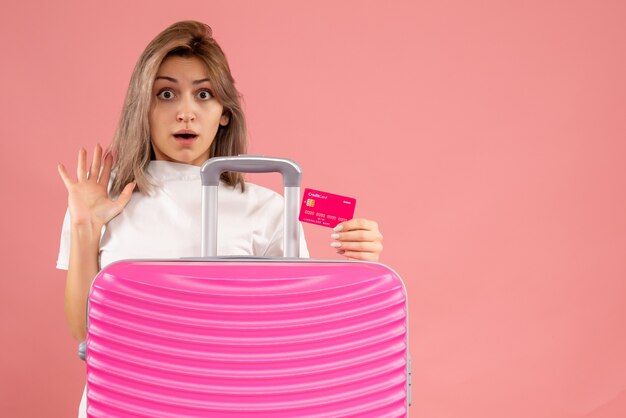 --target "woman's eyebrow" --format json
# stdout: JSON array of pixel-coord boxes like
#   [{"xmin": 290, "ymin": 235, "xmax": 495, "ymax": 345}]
[
  {"xmin": 154, "ymin": 76, "xmax": 210, "ymax": 85},
  {"xmin": 155, "ymin": 76, "xmax": 177, "ymax": 83}
]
